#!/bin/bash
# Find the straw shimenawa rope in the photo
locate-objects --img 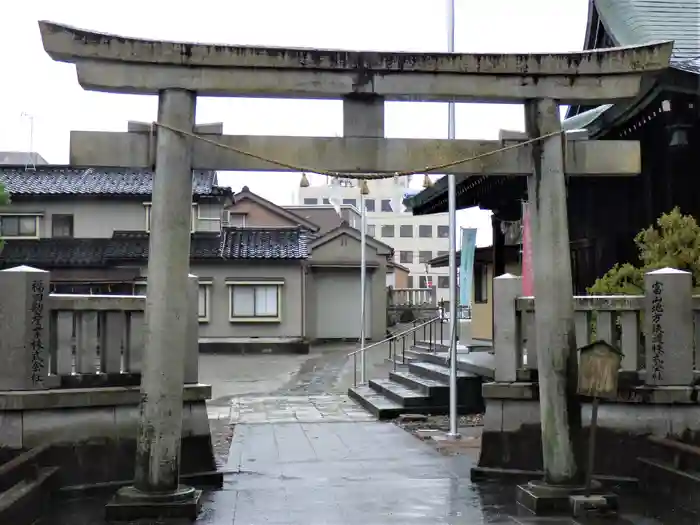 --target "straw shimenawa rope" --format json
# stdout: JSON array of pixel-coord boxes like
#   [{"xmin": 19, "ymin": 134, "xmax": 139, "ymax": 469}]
[{"xmin": 153, "ymin": 121, "xmax": 563, "ymax": 181}]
